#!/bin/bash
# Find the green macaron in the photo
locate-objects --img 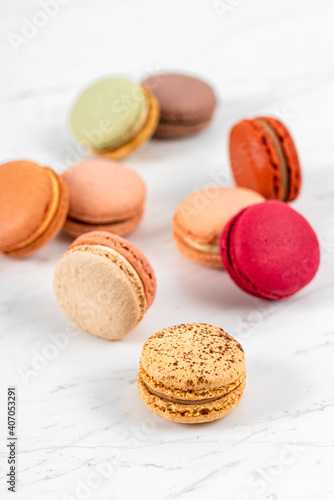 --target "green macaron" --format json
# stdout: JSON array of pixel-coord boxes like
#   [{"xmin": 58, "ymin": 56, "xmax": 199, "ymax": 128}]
[{"xmin": 69, "ymin": 77, "xmax": 159, "ymax": 158}]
